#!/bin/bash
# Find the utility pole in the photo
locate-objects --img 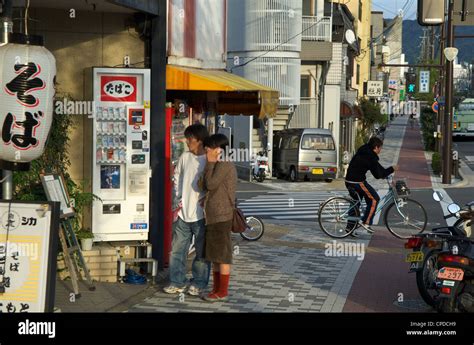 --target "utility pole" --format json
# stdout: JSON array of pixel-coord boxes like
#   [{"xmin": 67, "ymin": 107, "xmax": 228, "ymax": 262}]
[
  {"xmin": 437, "ymin": 24, "xmax": 446, "ymax": 155},
  {"xmin": 442, "ymin": 0, "xmax": 454, "ymax": 184},
  {"xmin": 431, "ymin": 26, "xmax": 436, "ymax": 61}
]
